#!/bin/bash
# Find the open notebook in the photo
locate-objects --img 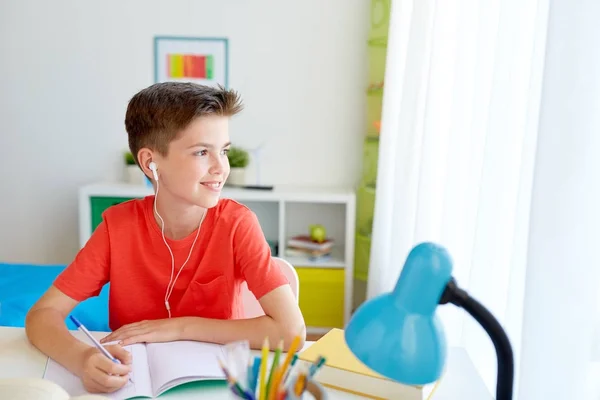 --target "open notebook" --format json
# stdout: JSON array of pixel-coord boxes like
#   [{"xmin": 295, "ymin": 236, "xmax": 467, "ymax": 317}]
[{"xmin": 43, "ymin": 341, "xmax": 226, "ymax": 399}]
